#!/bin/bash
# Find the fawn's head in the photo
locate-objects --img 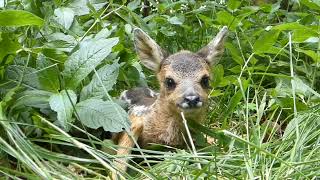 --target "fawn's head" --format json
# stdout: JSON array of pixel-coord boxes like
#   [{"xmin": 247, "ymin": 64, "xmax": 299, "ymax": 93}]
[{"xmin": 134, "ymin": 27, "xmax": 228, "ymax": 117}]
